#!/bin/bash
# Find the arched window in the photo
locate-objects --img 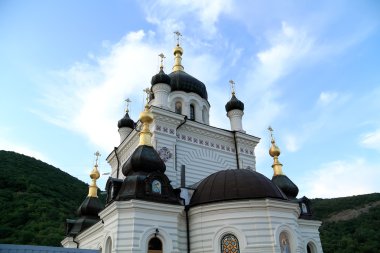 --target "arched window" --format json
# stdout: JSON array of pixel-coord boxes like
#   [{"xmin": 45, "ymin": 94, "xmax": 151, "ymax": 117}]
[
  {"xmin": 279, "ymin": 232, "xmax": 291, "ymax": 253},
  {"xmin": 175, "ymin": 101, "xmax": 182, "ymax": 114},
  {"xmin": 105, "ymin": 237, "xmax": 112, "ymax": 253},
  {"xmin": 307, "ymin": 242, "xmax": 316, "ymax": 253},
  {"xmin": 148, "ymin": 237, "xmax": 162, "ymax": 253},
  {"xmin": 190, "ymin": 104, "xmax": 195, "ymax": 120},
  {"xmin": 221, "ymin": 234, "xmax": 240, "ymax": 253}
]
